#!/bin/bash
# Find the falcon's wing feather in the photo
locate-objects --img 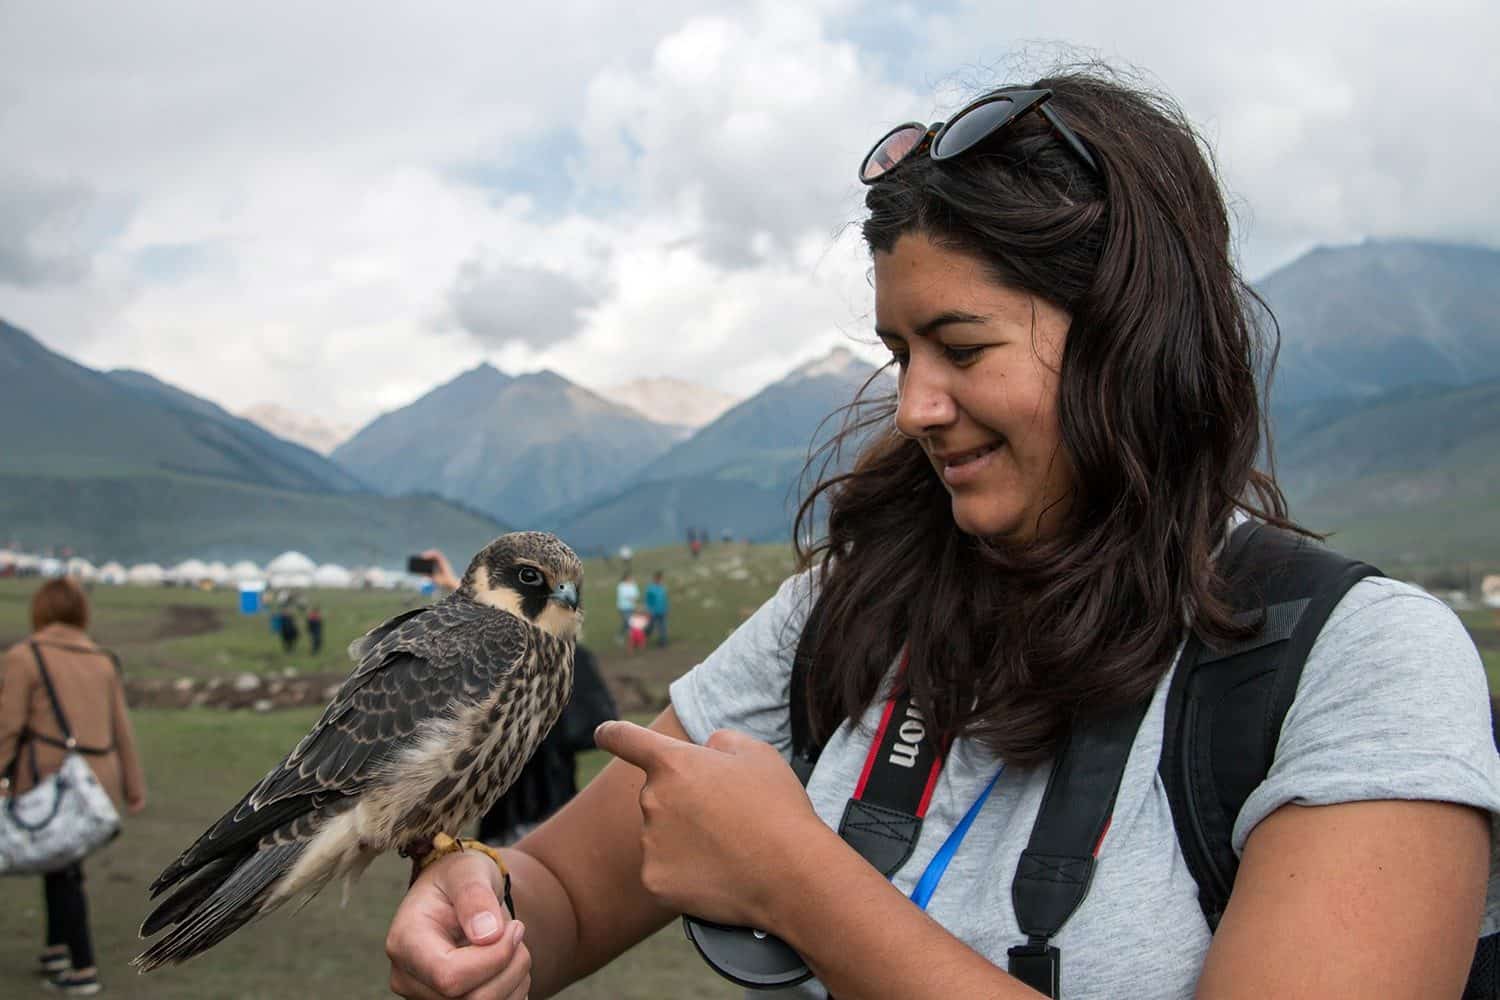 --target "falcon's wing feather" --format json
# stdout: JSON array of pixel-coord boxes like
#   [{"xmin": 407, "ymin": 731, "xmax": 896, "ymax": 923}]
[
  {"xmin": 149, "ymin": 605, "xmax": 531, "ymax": 896},
  {"xmin": 345, "ymin": 605, "xmax": 426, "ymax": 662}
]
